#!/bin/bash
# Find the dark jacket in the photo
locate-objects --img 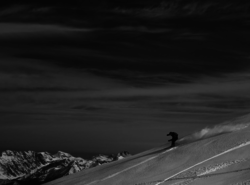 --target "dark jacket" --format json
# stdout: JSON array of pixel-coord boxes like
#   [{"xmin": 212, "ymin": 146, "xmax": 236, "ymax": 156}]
[{"xmin": 167, "ymin": 132, "xmax": 178, "ymax": 141}]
